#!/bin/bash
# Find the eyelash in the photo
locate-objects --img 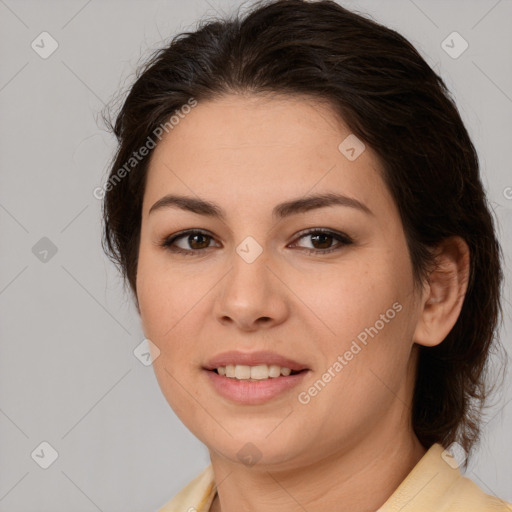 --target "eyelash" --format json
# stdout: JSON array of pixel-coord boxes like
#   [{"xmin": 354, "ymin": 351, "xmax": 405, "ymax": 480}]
[{"xmin": 158, "ymin": 228, "xmax": 354, "ymax": 256}]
